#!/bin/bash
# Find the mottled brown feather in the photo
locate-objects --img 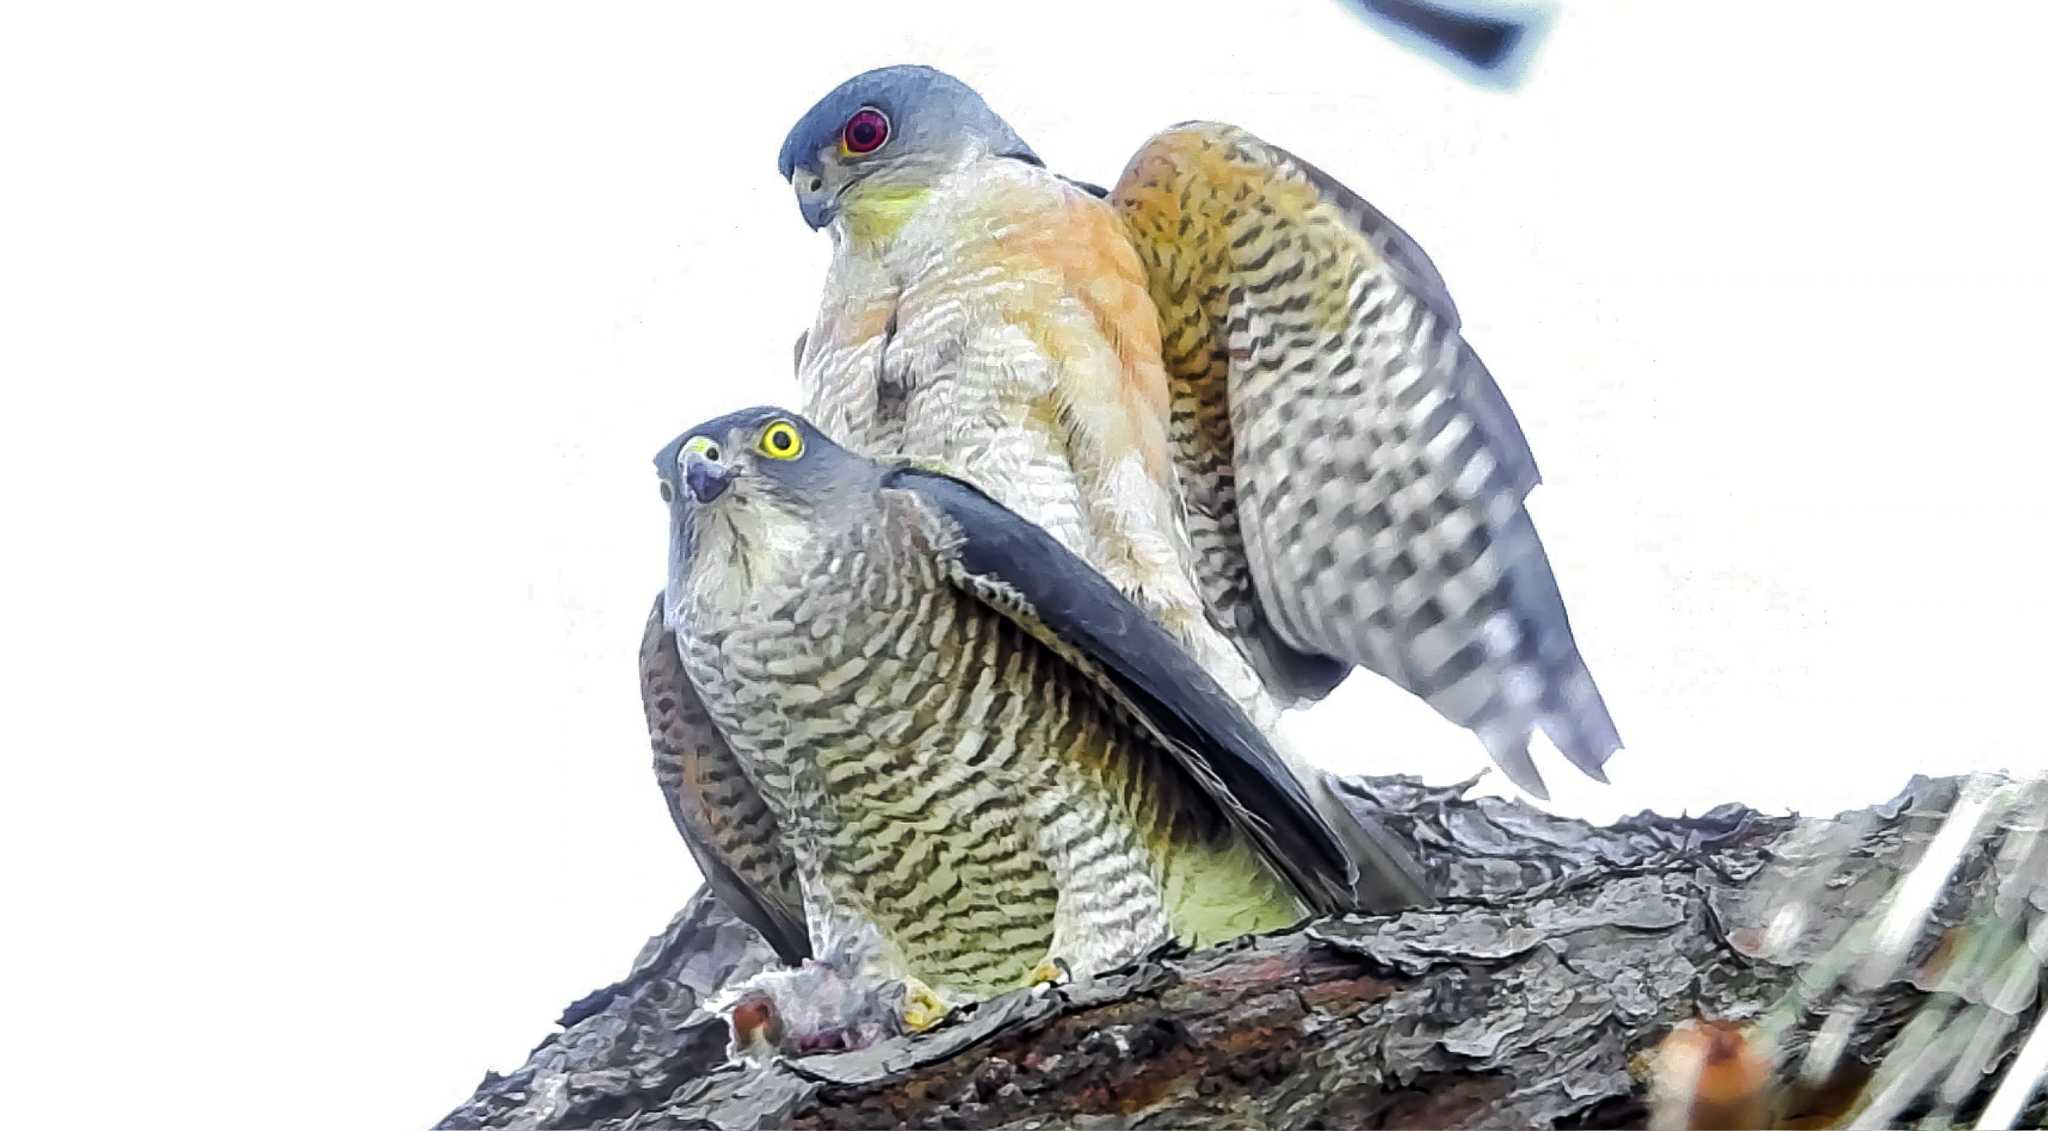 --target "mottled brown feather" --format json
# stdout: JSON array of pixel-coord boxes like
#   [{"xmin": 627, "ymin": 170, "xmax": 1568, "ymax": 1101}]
[
  {"xmin": 638, "ymin": 595, "xmax": 809, "ymax": 963},
  {"xmin": 1111, "ymin": 123, "xmax": 1619, "ymax": 795}
]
